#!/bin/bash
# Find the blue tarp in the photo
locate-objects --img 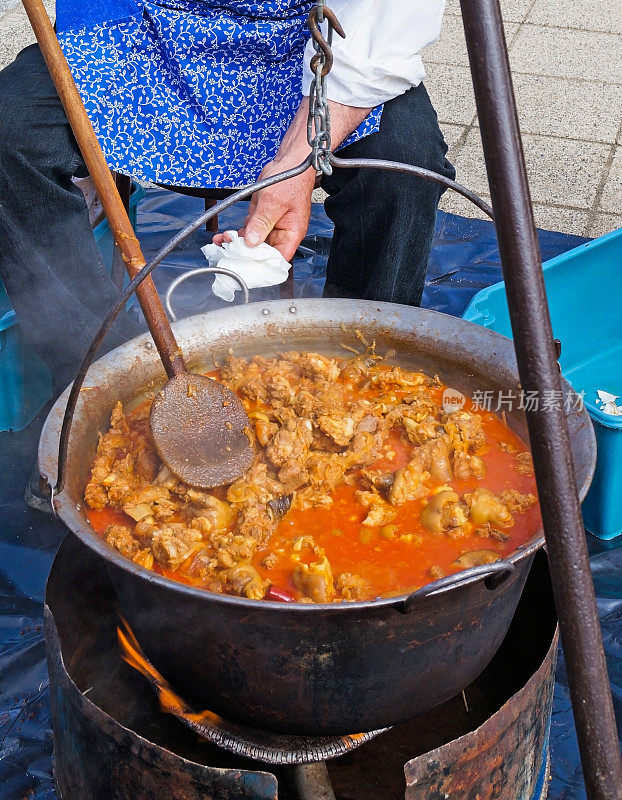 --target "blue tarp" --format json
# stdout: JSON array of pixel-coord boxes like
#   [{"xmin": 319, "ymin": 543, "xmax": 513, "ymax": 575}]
[{"xmin": 0, "ymin": 191, "xmax": 619, "ymax": 800}]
